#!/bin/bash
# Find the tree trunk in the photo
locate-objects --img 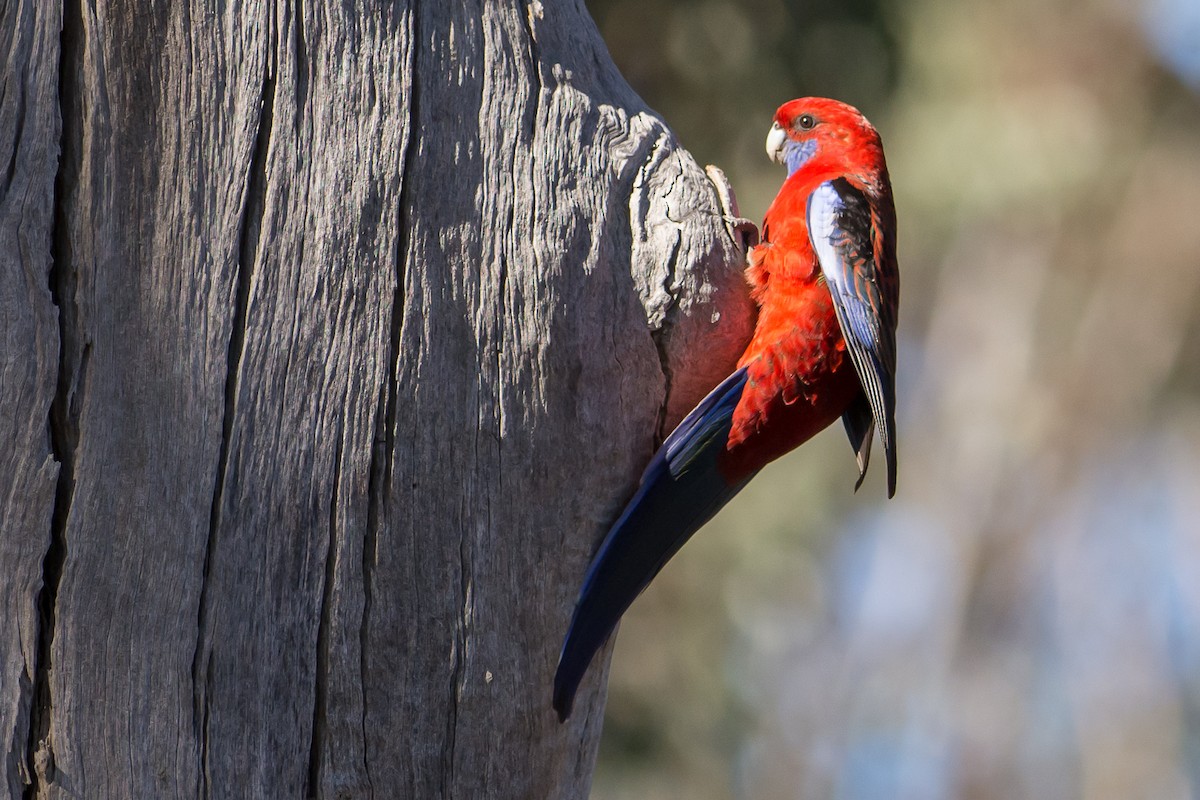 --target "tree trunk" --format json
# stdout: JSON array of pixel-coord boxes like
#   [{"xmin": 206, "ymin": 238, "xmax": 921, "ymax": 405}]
[{"xmin": 0, "ymin": 1, "xmax": 754, "ymax": 797}]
